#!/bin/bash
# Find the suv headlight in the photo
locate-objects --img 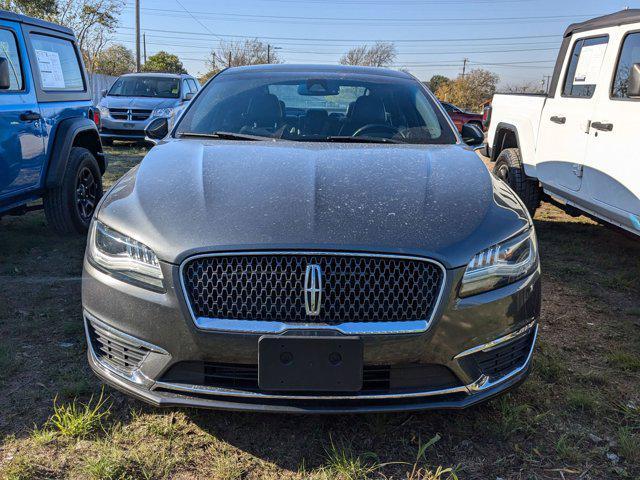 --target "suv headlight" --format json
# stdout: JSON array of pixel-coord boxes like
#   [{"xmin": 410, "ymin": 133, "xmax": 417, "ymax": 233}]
[
  {"xmin": 459, "ymin": 228, "xmax": 538, "ymax": 297},
  {"xmin": 98, "ymin": 106, "xmax": 109, "ymax": 117},
  {"xmin": 88, "ymin": 221, "xmax": 164, "ymax": 291},
  {"xmin": 152, "ymin": 107, "xmax": 174, "ymax": 118}
]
